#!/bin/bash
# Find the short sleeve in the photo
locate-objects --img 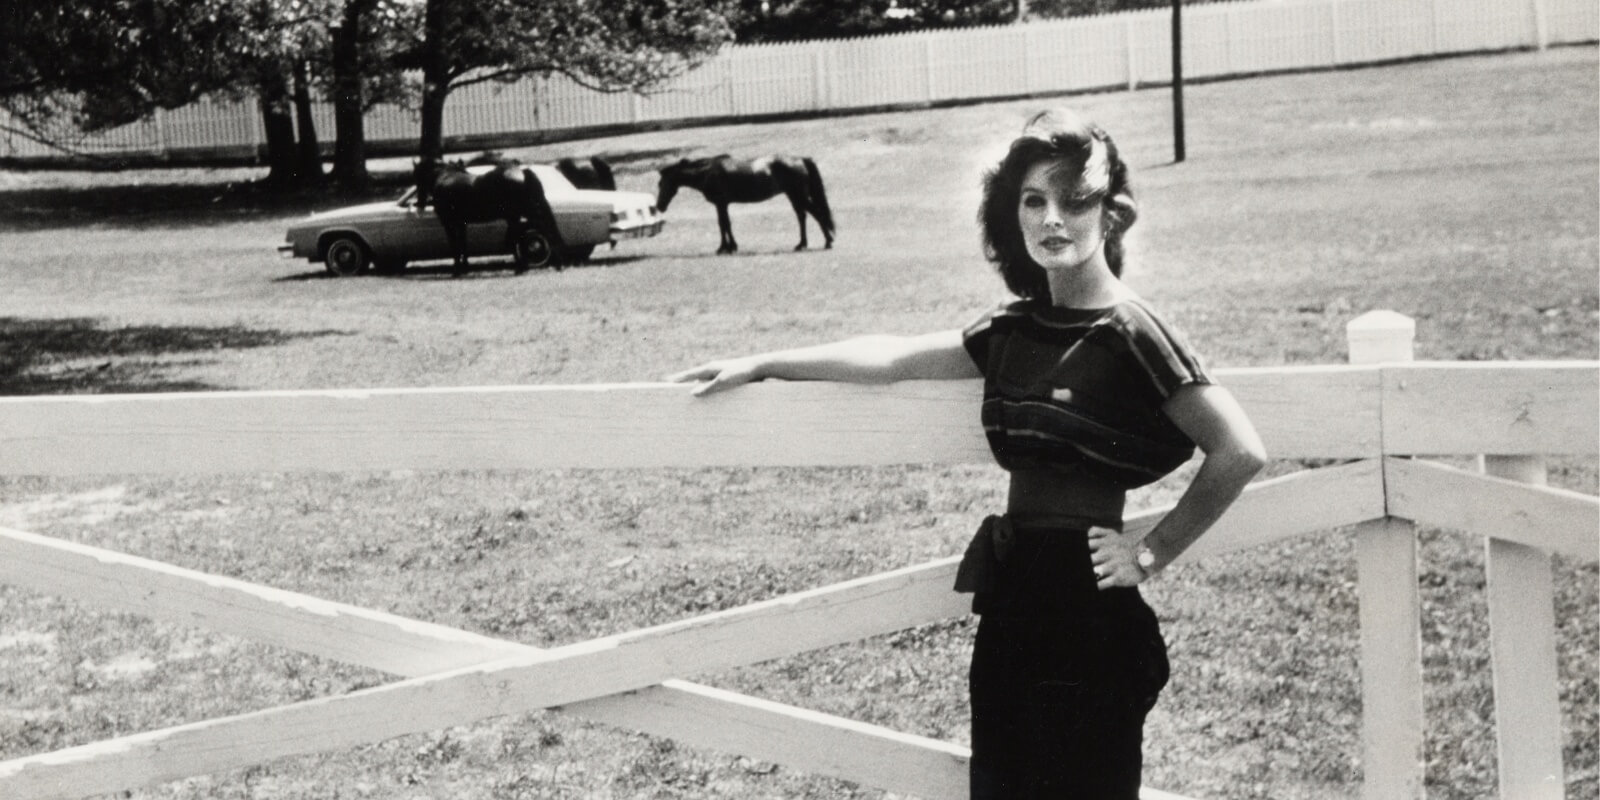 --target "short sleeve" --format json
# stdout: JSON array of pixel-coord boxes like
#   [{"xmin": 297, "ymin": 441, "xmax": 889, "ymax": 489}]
[
  {"xmin": 1116, "ymin": 301, "xmax": 1213, "ymax": 400},
  {"xmin": 962, "ymin": 301, "xmax": 1032, "ymax": 374},
  {"xmin": 960, "ymin": 304, "xmax": 1006, "ymax": 374}
]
